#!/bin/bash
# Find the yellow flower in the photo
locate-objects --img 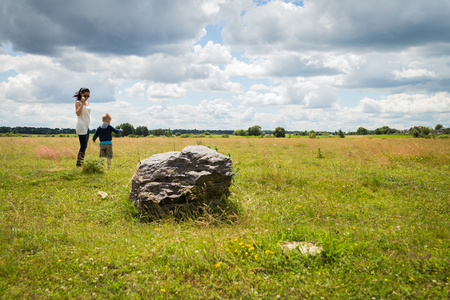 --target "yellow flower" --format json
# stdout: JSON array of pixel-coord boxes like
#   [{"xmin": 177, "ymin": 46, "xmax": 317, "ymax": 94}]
[
  {"xmin": 57, "ymin": 259, "xmax": 62, "ymax": 263},
  {"xmin": 354, "ymin": 243, "xmax": 358, "ymax": 246},
  {"xmin": 265, "ymin": 250, "xmax": 274, "ymax": 254},
  {"xmin": 239, "ymin": 242, "xmax": 243, "ymax": 245},
  {"xmin": 371, "ymin": 271, "xmax": 374, "ymax": 275},
  {"xmin": 234, "ymin": 238, "xmax": 238, "ymax": 241},
  {"xmin": 249, "ymin": 247, "xmax": 255, "ymax": 251},
  {"xmin": 410, "ymin": 277, "xmax": 414, "ymax": 281},
  {"xmin": 245, "ymin": 252, "xmax": 248, "ymax": 256},
  {"xmin": 384, "ymin": 279, "xmax": 388, "ymax": 282},
  {"xmin": 226, "ymin": 248, "xmax": 230, "ymax": 252},
  {"xmin": 161, "ymin": 289, "xmax": 166, "ymax": 293},
  {"xmin": 254, "ymin": 254, "xmax": 258, "ymax": 259},
  {"xmin": 214, "ymin": 262, "xmax": 222, "ymax": 268}
]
